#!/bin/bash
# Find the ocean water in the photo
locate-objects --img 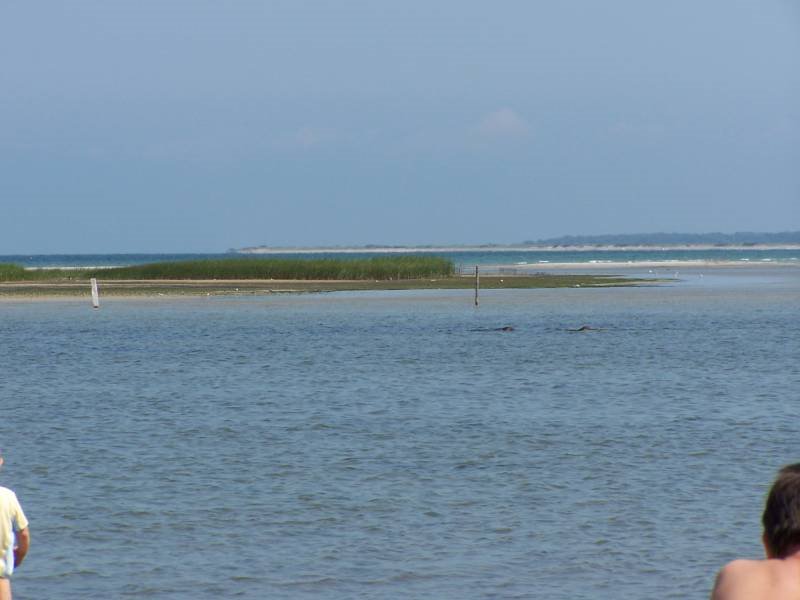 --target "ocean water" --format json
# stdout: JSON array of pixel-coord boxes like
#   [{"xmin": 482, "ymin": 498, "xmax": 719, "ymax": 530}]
[
  {"xmin": 1, "ymin": 269, "xmax": 799, "ymax": 598},
  {"xmin": 2, "ymin": 246, "xmax": 799, "ymax": 270}
]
